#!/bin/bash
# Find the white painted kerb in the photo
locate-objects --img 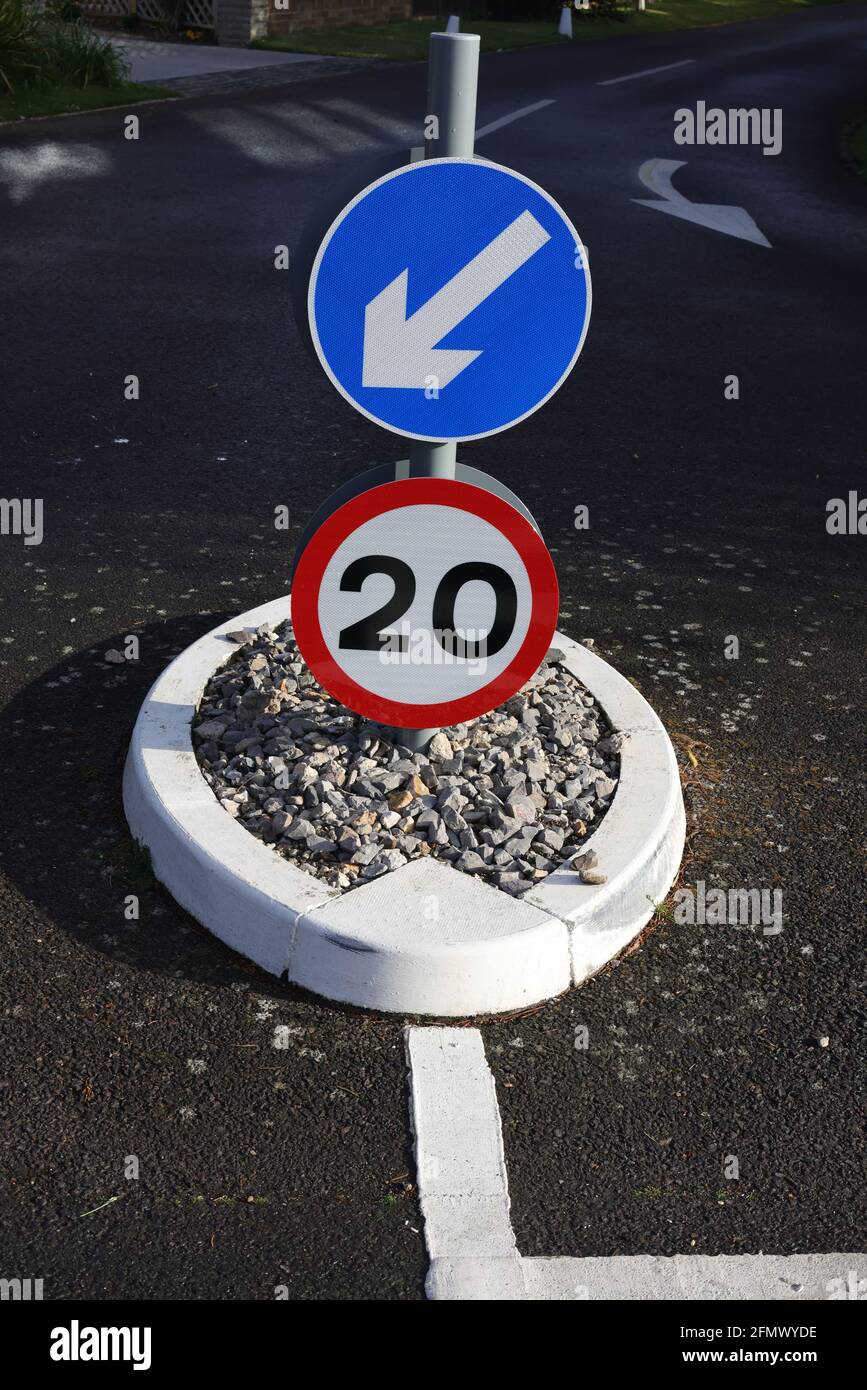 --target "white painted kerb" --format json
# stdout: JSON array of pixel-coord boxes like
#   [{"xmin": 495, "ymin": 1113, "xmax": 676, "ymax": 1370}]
[{"xmin": 123, "ymin": 595, "xmax": 684, "ymax": 1016}]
